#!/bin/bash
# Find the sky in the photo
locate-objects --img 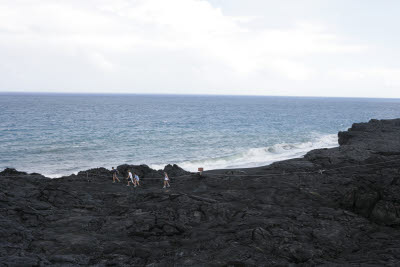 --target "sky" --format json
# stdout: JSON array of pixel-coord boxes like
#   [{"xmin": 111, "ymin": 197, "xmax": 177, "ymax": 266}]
[{"xmin": 0, "ymin": 0, "xmax": 399, "ymax": 98}]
